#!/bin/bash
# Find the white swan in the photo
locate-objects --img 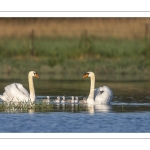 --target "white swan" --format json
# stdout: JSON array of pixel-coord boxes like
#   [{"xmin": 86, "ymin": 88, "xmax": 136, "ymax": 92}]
[
  {"xmin": 70, "ymin": 96, "xmax": 75, "ymax": 104},
  {"xmin": 79, "ymin": 97, "xmax": 87, "ymax": 104},
  {"xmin": 83, "ymin": 71, "xmax": 113, "ymax": 105},
  {"xmin": 74, "ymin": 96, "xmax": 79, "ymax": 104},
  {"xmin": 0, "ymin": 71, "xmax": 39, "ymax": 102},
  {"xmin": 61, "ymin": 96, "xmax": 65, "ymax": 104},
  {"xmin": 42, "ymin": 96, "xmax": 50, "ymax": 104},
  {"xmin": 54, "ymin": 96, "xmax": 60, "ymax": 104}
]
